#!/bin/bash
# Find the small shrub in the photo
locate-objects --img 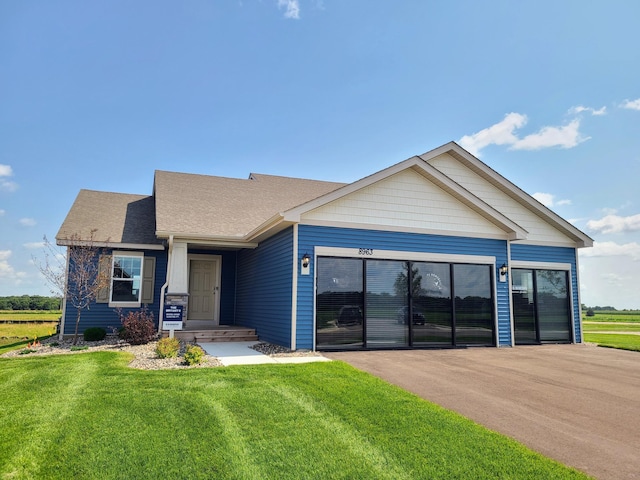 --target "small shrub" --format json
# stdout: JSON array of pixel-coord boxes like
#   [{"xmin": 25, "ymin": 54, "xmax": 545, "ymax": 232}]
[
  {"xmin": 184, "ymin": 345, "xmax": 205, "ymax": 366},
  {"xmin": 70, "ymin": 345, "xmax": 89, "ymax": 351},
  {"xmin": 120, "ymin": 308, "xmax": 156, "ymax": 345},
  {"xmin": 49, "ymin": 342, "xmax": 59, "ymax": 347},
  {"xmin": 156, "ymin": 337, "xmax": 180, "ymax": 359},
  {"xmin": 19, "ymin": 349, "xmax": 36, "ymax": 355},
  {"xmin": 83, "ymin": 327, "xmax": 107, "ymax": 341},
  {"xmin": 586, "ymin": 308, "xmax": 595, "ymax": 317}
]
